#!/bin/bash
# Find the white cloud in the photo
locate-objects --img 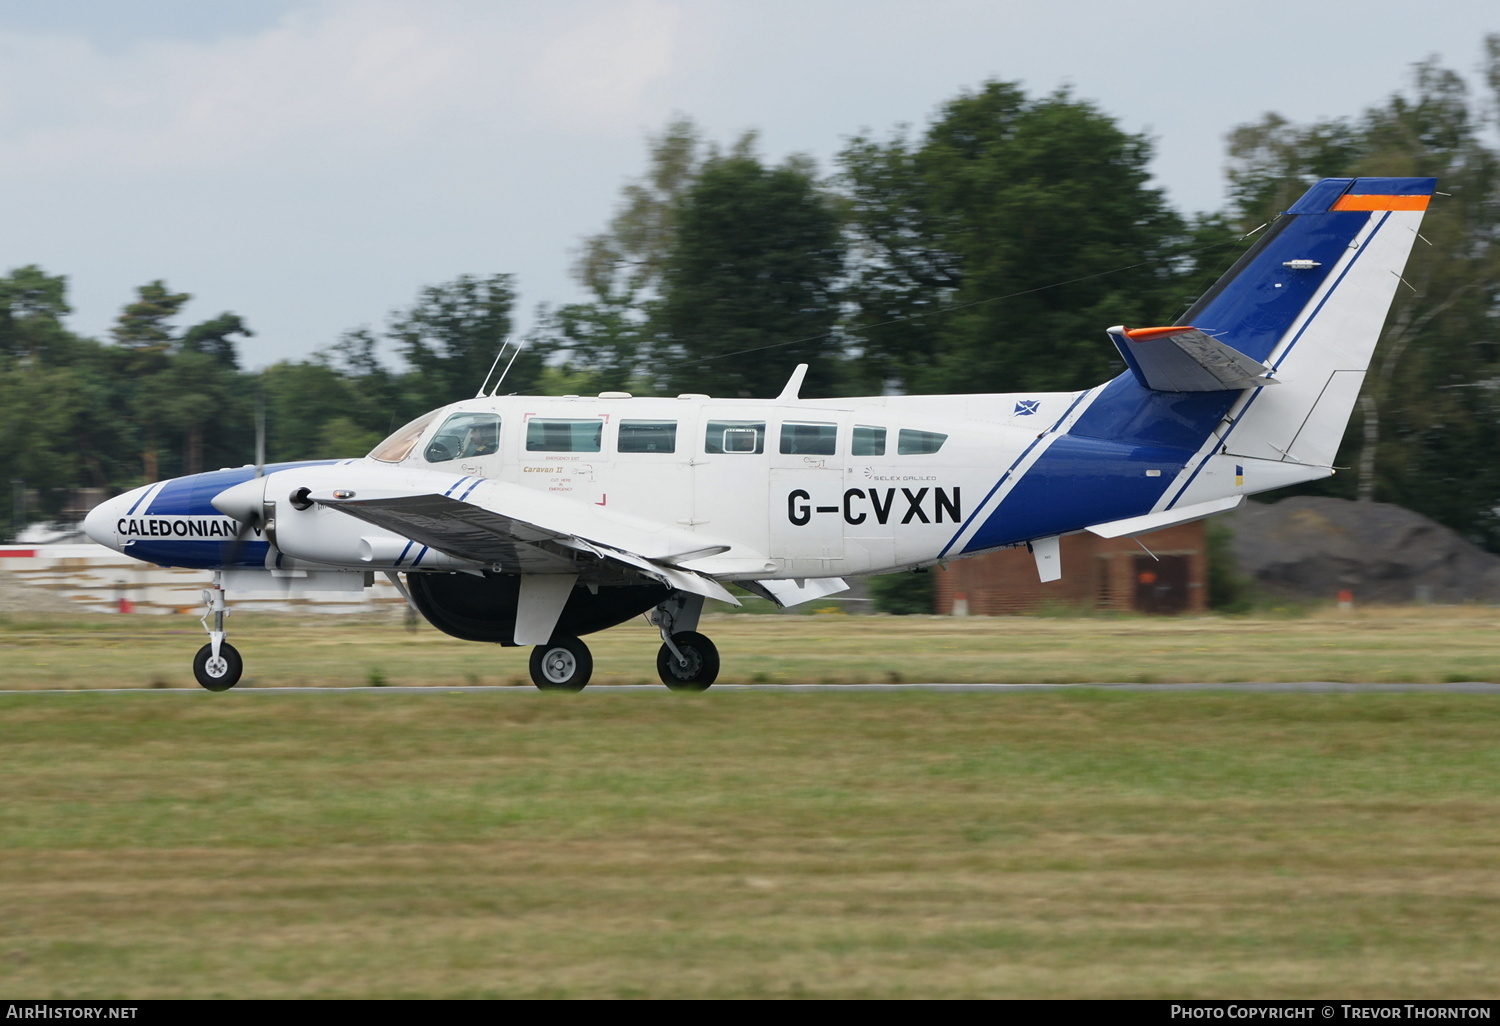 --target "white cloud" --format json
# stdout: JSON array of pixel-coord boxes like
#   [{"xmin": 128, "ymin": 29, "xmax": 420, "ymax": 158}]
[{"xmin": 0, "ymin": 0, "xmax": 689, "ymax": 174}]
